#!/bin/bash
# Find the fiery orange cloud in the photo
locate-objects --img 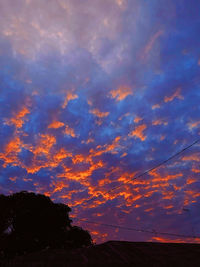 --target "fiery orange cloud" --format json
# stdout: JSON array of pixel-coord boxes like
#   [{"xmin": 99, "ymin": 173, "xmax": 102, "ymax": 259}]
[
  {"xmin": 33, "ymin": 134, "xmax": 56, "ymax": 155},
  {"xmin": 182, "ymin": 153, "xmax": 200, "ymax": 162},
  {"xmin": 72, "ymin": 154, "xmax": 87, "ymax": 164},
  {"xmin": 24, "ymin": 134, "xmax": 73, "ymax": 174},
  {"xmin": 162, "ymin": 191, "xmax": 175, "ymax": 200},
  {"xmin": 64, "ymin": 124, "xmax": 76, "ymax": 137},
  {"xmin": 0, "ymin": 136, "xmax": 22, "ymax": 166},
  {"xmin": 164, "ymin": 88, "xmax": 184, "ymax": 103},
  {"xmin": 191, "ymin": 167, "xmax": 200, "ymax": 173},
  {"xmin": 117, "ymin": 171, "xmax": 138, "ymax": 185},
  {"xmin": 186, "ymin": 177, "xmax": 196, "ymax": 185},
  {"xmin": 98, "ymin": 178, "xmax": 111, "ymax": 187},
  {"xmin": 129, "ymin": 124, "xmax": 147, "ymax": 141},
  {"xmin": 90, "ymin": 108, "xmax": 109, "ymax": 118},
  {"xmin": 56, "ymin": 160, "xmax": 105, "ymax": 197},
  {"xmin": 183, "ymin": 188, "xmax": 200, "ymax": 207},
  {"xmin": 62, "ymin": 91, "xmax": 78, "ymax": 108},
  {"xmin": 89, "ymin": 136, "xmax": 121, "ymax": 157},
  {"xmin": 110, "ymin": 86, "xmax": 132, "ymax": 101},
  {"xmin": 134, "ymin": 116, "xmax": 142, "ymax": 123},
  {"xmin": 52, "ymin": 148, "xmax": 72, "ymax": 162},
  {"xmin": 48, "ymin": 121, "xmax": 65, "ymax": 129},
  {"xmin": 149, "ymin": 169, "xmax": 182, "ymax": 182},
  {"xmin": 185, "ymin": 190, "xmax": 200, "ymax": 198},
  {"xmin": 5, "ymin": 106, "xmax": 30, "ymax": 128}
]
